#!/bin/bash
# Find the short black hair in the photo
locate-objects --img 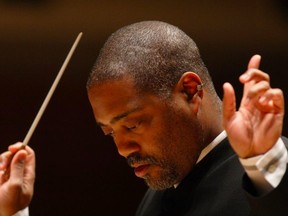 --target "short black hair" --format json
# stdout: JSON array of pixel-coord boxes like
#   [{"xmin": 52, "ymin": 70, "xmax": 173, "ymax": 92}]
[{"xmin": 87, "ymin": 20, "xmax": 215, "ymax": 98}]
